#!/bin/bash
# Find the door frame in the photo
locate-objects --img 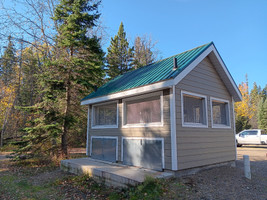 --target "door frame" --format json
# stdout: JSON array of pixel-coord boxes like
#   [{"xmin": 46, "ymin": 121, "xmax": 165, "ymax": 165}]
[{"xmin": 121, "ymin": 137, "xmax": 165, "ymax": 169}]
